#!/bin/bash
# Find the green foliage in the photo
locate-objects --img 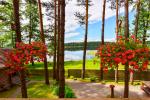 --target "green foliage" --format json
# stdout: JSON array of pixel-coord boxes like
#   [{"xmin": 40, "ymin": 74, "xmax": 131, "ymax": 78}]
[
  {"xmin": 90, "ymin": 76, "xmax": 97, "ymax": 82},
  {"xmin": 27, "ymin": 82, "xmax": 57, "ymax": 98},
  {"xmin": 51, "ymin": 83, "xmax": 76, "ymax": 98},
  {"xmin": 69, "ymin": 76, "xmax": 74, "ymax": 79},
  {"xmin": 65, "ymin": 41, "xmax": 113, "ymax": 50},
  {"xmin": 22, "ymin": 0, "xmax": 40, "ymax": 42},
  {"xmin": 0, "ymin": 0, "xmax": 15, "ymax": 47},
  {"xmin": 133, "ymin": 0, "xmax": 150, "ymax": 41}
]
